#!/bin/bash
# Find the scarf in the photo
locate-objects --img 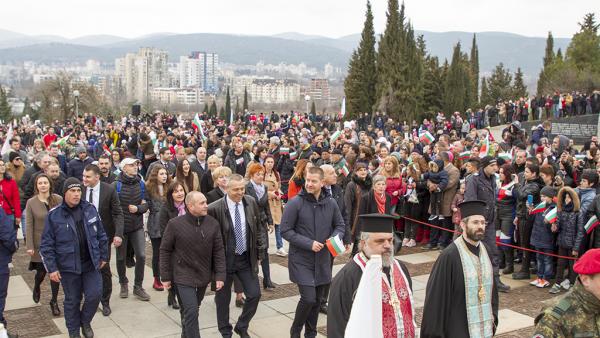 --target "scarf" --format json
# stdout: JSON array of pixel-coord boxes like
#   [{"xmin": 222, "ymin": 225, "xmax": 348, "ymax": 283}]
[
  {"xmin": 375, "ymin": 191, "xmax": 387, "ymax": 214},
  {"xmin": 251, "ymin": 180, "xmax": 265, "ymax": 200},
  {"xmin": 353, "ymin": 252, "xmax": 416, "ymax": 338},
  {"xmin": 455, "ymin": 237, "xmax": 494, "ymax": 338},
  {"xmin": 175, "ymin": 201, "xmax": 186, "ymax": 216}
]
